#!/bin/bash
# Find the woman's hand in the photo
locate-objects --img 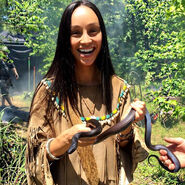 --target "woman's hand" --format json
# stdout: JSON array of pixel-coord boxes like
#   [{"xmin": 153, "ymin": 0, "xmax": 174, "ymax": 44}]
[
  {"xmin": 47, "ymin": 123, "xmax": 96, "ymax": 160},
  {"xmin": 118, "ymin": 99, "xmax": 146, "ymax": 148},
  {"xmin": 131, "ymin": 99, "xmax": 146, "ymax": 122},
  {"xmin": 159, "ymin": 137, "xmax": 185, "ymax": 170},
  {"xmin": 67, "ymin": 124, "xmax": 97, "ymax": 147}
]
